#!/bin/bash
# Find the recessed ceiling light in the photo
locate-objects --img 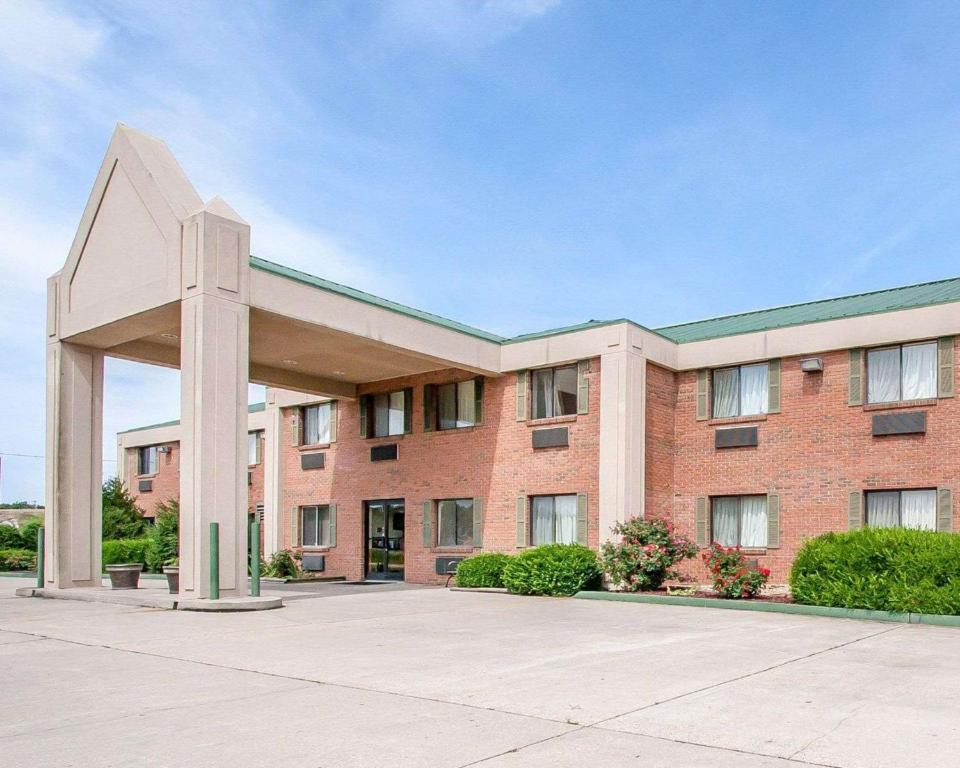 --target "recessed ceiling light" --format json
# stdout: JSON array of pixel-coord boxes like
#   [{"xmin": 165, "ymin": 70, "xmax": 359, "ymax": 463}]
[
  {"xmin": 333, "ymin": 370, "xmax": 345, "ymax": 376},
  {"xmin": 281, "ymin": 359, "xmax": 299, "ymax": 366},
  {"xmin": 161, "ymin": 333, "xmax": 179, "ymax": 340}
]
